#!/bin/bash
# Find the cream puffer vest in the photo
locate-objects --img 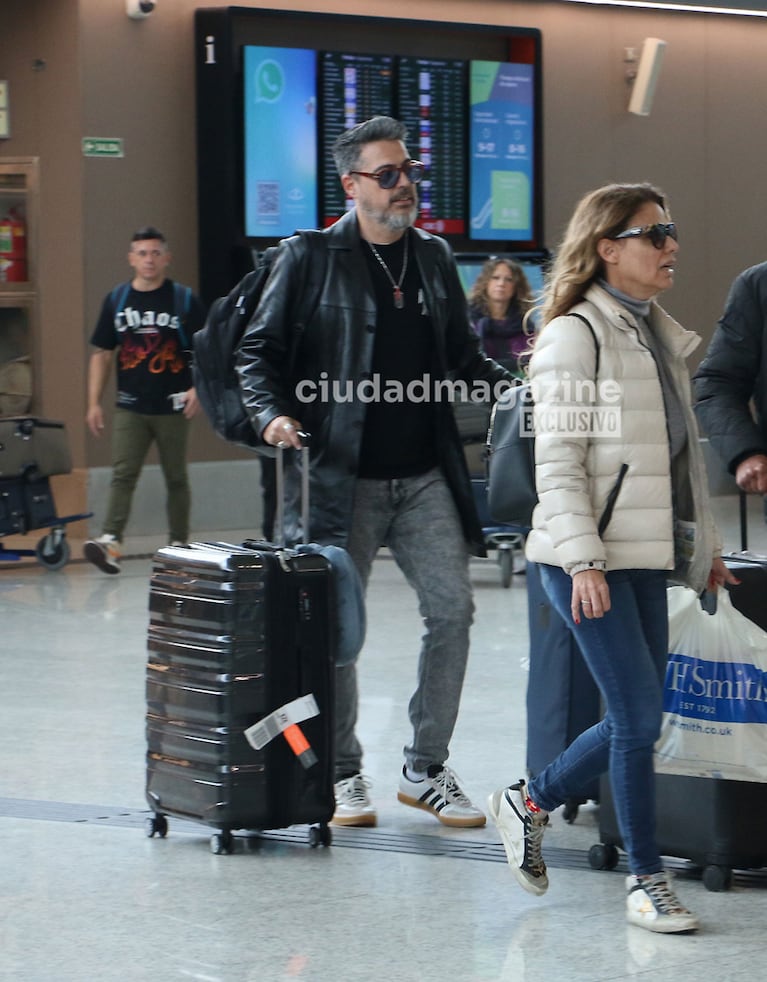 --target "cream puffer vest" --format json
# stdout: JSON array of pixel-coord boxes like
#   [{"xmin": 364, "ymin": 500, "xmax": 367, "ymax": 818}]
[{"xmin": 524, "ymin": 284, "xmax": 718, "ymax": 593}]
